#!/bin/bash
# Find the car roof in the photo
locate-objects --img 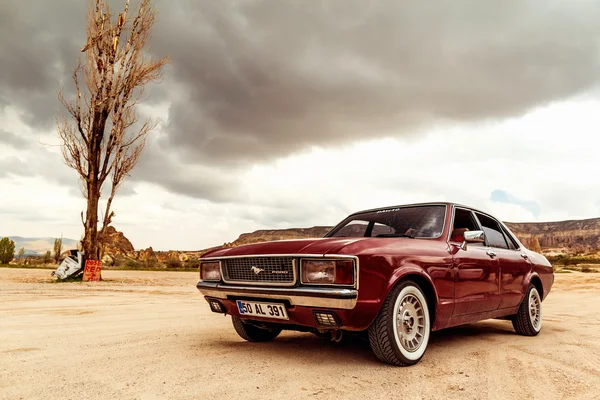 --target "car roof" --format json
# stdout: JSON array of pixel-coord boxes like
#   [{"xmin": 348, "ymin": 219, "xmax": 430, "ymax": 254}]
[{"xmin": 348, "ymin": 201, "xmax": 492, "ymax": 218}]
